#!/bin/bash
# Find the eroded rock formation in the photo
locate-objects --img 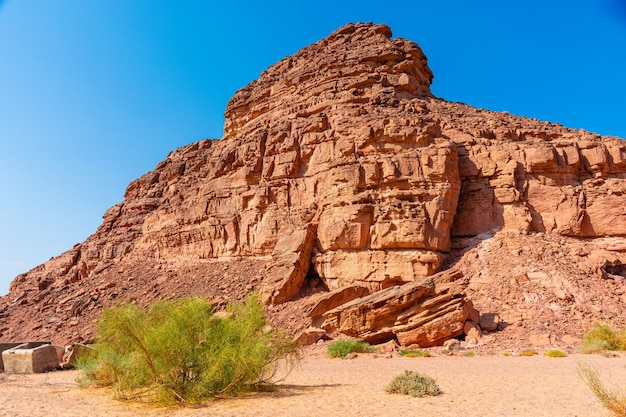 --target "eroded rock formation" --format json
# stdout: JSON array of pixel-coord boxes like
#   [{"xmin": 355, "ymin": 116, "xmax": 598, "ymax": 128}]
[
  {"xmin": 321, "ymin": 268, "xmax": 478, "ymax": 347},
  {"xmin": 1, "ymin": 23, "xmax": 625, "ymax": 349}
]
